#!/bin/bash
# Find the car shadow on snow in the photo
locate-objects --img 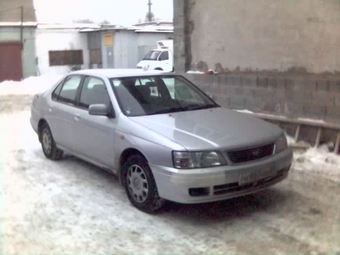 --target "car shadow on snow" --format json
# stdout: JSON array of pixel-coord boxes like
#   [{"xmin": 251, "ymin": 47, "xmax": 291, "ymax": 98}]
[
  {"xmin": 159, "ymin": 188, "xmax": 289, "ymax": 221},
  {"xmin": 57, "ymin": 154, "xmax": 289, "ymax": 220}
]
